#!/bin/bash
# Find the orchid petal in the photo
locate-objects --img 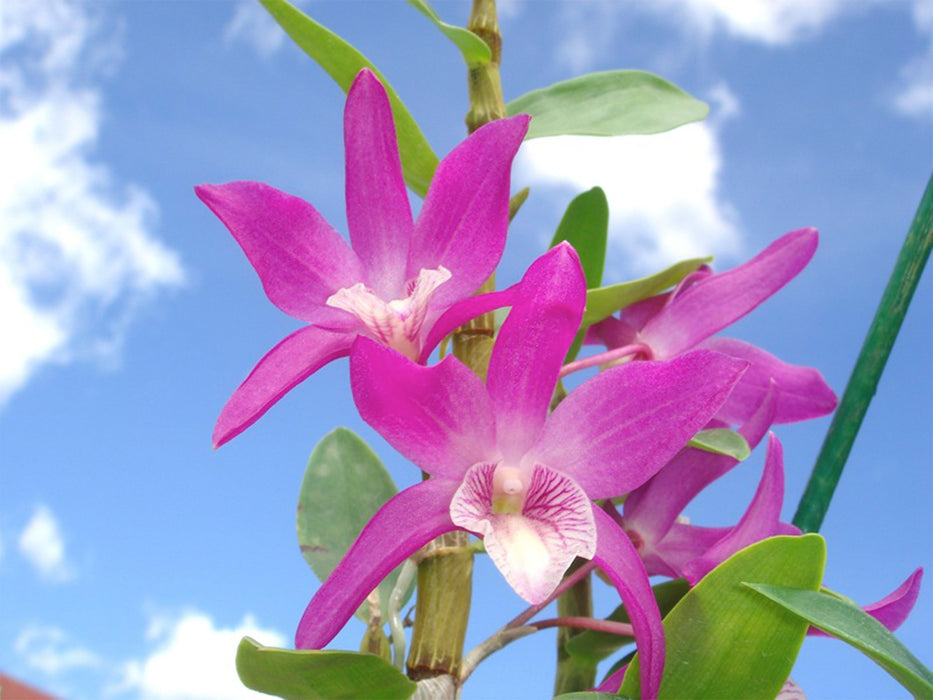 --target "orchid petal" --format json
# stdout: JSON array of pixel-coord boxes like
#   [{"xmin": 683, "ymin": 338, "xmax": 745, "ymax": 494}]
[
  {"xmin": 196, "ymin": 182, "xmax": 363, "ymax": 321},
  {"xmin": 683, "ymin": 433, "xmax": 791, "ymax": 584},
  {"xmin": 776, "ymin": 678, "xmax": 807, "ymax": 700},
  {"xmin": 350, "ymin": 338, "xmax": 495, "ymax": 479},
  {"xmin": 532, "ymin": 350, "xmax": 747, "ymax": 499},
  {"xmin": 809, "ymin": 568, "xmax": 924, "ymax": 637},
  {"xmin": 417, "ymin": 286, "xmax": 519, "ymax": 363},
  {"xmin": 644, "ymin": 522, "xmax": 732, "ymax": 578},
  {"xmin": 344, "ymin": 69, "xmax": 413, "ymax": 298},
  {"xmin": 592, "ymin": 506, "xmax": 665, "ymax": 700},
  {"xmin": 213, "ymin": 325, "xmax": 354, "ymax": 448},
  {"xmin": 585, "ymin": 315, "xmax": 639, "ymax": 349},
  {"xmin": 641, "ymin": 228, "xmax": 818, "ymax": 358},
  {"xmin": 594, "ymin": 665, "xmax": 628, "ymax": 694},
  {"xmin": 450, "ymin": 462, "xmax": 595, "ymax": 603},
  {"xmin": 623, "ymin": 385, "xmax": 778, "ymax": 539},
  {"xmin": 488, "ymin": 243, "xmax": 586, "ymax": 462},
  {"xmin": 410, "ymin": 114, "xmax": 530, "ymax": 306},
  {"xmin": 699, "ymin": 337, "xmax": 837, "ymax": 424},
  {"xmin": 295, "ymin": 478, "xmax": 459, "ymax": 649}
]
